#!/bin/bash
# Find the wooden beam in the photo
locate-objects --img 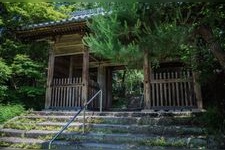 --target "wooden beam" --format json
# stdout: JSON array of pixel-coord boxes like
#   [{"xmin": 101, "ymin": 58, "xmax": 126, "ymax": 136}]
[
  {"xmin": 55, "ymin": 52, "xmax": 84, "ymax": 57},
  {"xmin": 56, "ymin": 34, "xmax": 82, "ymax": 44},
  {"xmin": 193, "ymin": 72, "xmax": 203, "ymax": 109},
  {"xmin": 82, "ymin": 47, "xmax": 89, "ymax": 105},
  {"xmin": 45, "ymin": 42, "xmax": 55, "ymax": 109},
  {"xmin": 54, "ymin": 44, "xmax": 84, "ymax": 55},
  {"xmin": 143, "ymin": 50, "xmax": 151, "ymax": 109}
]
